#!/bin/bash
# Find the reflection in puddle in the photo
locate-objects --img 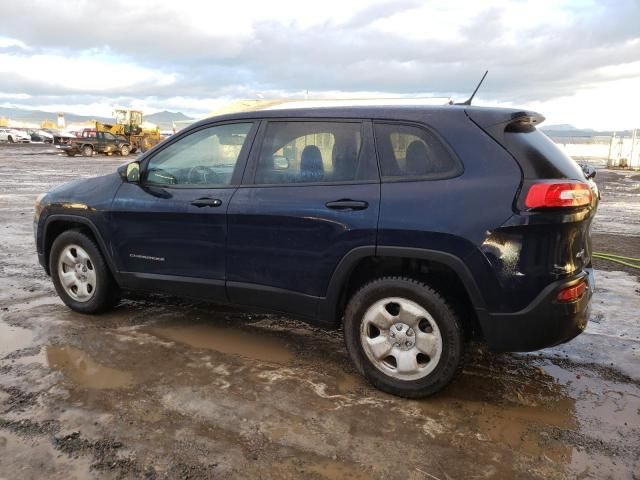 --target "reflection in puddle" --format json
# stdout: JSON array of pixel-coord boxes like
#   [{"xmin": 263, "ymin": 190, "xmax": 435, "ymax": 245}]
[
  {"xmin": 335, "ymin": 372, "xmax": 362, "ymax": 394},
  {"xmin": 46, "ymin": 346, "xmax": 133, "ymax": 389},
  {"xmin": 147, "ymin": 324, "xmax": 294, "ymax": 364},
  {"xmin": 0, "ymin": 321, "xmax": 33, "ymax": 357},
  {"xmin": 422, "ymin": 354, "xmax": 578, "ymax": 468}
]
